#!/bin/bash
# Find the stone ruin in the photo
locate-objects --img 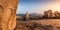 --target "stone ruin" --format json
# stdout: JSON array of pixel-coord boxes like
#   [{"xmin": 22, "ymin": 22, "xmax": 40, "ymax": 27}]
[{"xmin": 0, "ymin": 0, "xmax": 18, "ymax": 30}]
